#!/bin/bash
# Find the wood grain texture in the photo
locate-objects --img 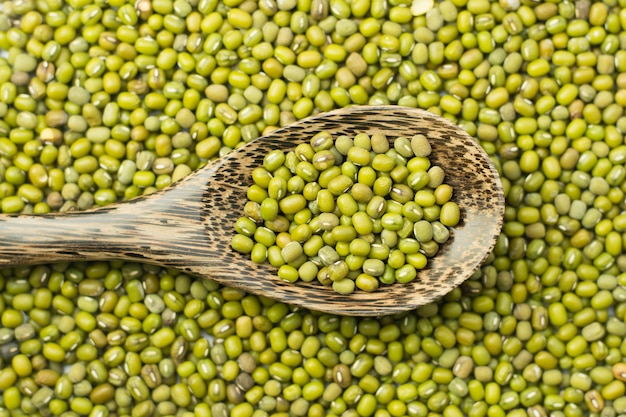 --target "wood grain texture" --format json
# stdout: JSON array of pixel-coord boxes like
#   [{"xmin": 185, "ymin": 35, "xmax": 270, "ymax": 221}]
[{"xmin": 0, "ymin": 106, "xmax": 504, "ymax": 316}]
